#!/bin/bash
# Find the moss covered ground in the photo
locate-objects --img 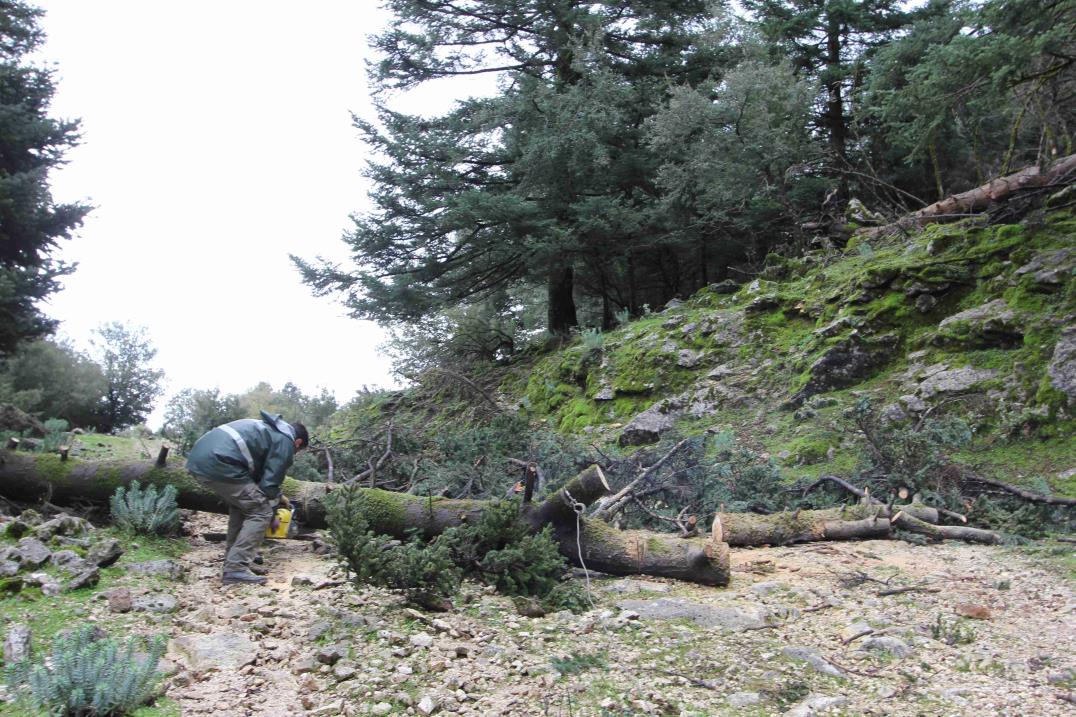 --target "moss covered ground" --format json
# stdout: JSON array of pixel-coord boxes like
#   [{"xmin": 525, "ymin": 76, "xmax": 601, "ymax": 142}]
[{"xmin": 504, "ymin": 209, "xmax": 1076, "ymax": 497}]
